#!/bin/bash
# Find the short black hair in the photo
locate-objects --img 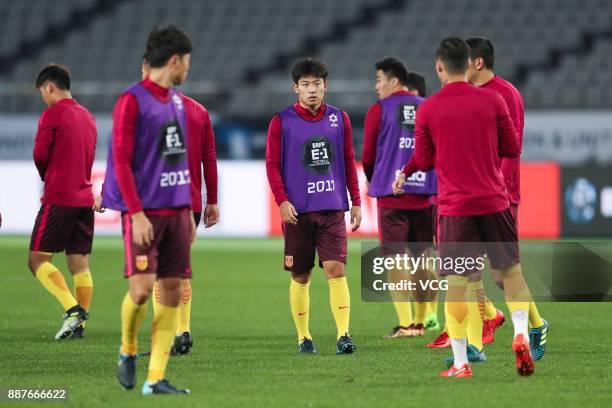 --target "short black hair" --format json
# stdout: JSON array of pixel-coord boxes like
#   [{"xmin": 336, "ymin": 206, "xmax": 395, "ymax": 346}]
[
  {"xmin": 375, "ymin": 57, "xmax": 409, "ymax": 86},
  {"xmin": 35, "ymin": 64, "xmax": 70, "ymax": 90},
  {"xmin": 466, "ymin": 37, "xmax": 495, "ymax": 69},
  {"xmin": 406, "ymin": 71, "xmax": 426, "ymax": 97},
  {"xmin": 435, "ymin": 37, "xmax": 470, "ymax": 75},
  {"xmin": 143, "ymin": 24, "xmax": 193, "ymax": 68},
  {"xmin": 291, "ymin": 57, "xmax": 328, "ymax": 83}
]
